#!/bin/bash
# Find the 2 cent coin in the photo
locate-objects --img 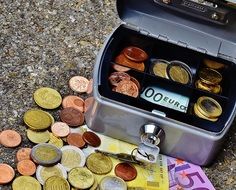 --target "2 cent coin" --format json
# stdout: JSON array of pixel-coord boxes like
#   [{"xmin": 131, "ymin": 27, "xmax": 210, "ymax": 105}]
[
  {"xmin": 0, "ymin": 164, "xmax": 15, "ymax": 184},
  {"xmin": 0, "ymin": 130, "xmax": 21, "ymax": 148},
  {"xmin": 69, "ymin": 76, "xmax": 89, "ymax": 93},
  {"xmin": 62, "ymin": 95, "xmax": 84, "ymax": 113},
  {"xmin": 17, "ymin": 160, "xmax": 36, "ymax": 176},
  {"xmin": 60, "ymin": 107, "xmax": 84, "ymax": 126},
  {"xmin": 115, "ymin": 163, "xmax": 137, "ymax": 181},
  {"xmin": 82, "ymin": 131, "xmax": 101, "ymax": 147}
]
